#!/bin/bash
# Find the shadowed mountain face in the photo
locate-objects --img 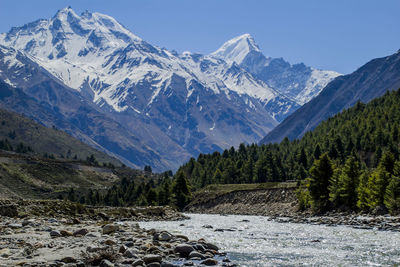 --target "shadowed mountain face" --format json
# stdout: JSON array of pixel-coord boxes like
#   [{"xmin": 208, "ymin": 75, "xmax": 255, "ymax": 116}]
[
  {"xmin": 261, "ymin": 50, "xmax": 400, "ymax": 144},
  {"xmin": 0, "ymin": 7, "xmax": 338, "ymax": 171},
  {"xmin": 0, "ymin": 46, "xmax": 167, "ymax": 170}
]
